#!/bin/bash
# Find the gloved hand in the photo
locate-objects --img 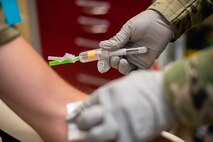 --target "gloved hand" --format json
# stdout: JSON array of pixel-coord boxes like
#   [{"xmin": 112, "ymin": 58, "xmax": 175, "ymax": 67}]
[
  {"xmin": 75, "ymin": 71, "xmax": 177, "ymax": 142},
  {"xmin": 98, "ymin": 10, "xmax": 174, "ymax": 74}
]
